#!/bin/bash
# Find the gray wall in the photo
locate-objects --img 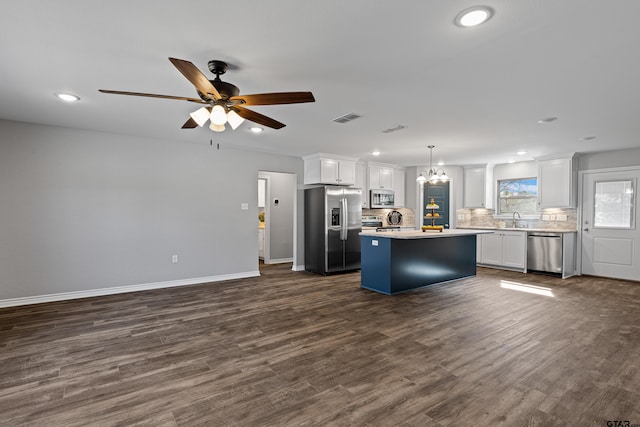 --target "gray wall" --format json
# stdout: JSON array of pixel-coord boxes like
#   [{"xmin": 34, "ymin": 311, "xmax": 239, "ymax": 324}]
[
  {"xmin": 0, "ymin": 119, "xmax": 304, "ymax": 301},
  {"xmin": 578, "ymin": 148, "xmax": 640, "ymax": 171}
]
